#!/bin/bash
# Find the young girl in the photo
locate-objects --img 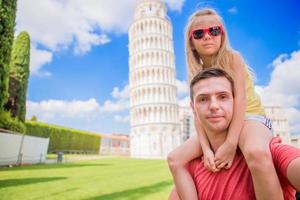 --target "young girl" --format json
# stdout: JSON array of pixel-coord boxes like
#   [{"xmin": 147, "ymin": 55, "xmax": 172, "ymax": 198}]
[{"xmin": 167, "ymin": 8, "xmax": 284, "ymax": 200}]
